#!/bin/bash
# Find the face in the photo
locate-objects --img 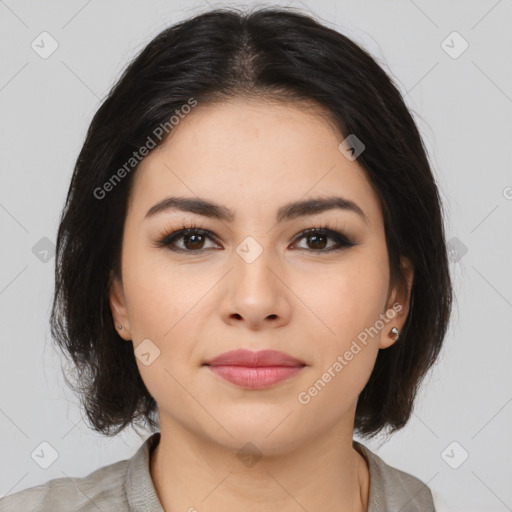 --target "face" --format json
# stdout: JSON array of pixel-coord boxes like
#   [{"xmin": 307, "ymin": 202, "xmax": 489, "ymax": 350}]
[{"xmin": 109, "ymin": 98, "xmax": 413, "ymax": 455}]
